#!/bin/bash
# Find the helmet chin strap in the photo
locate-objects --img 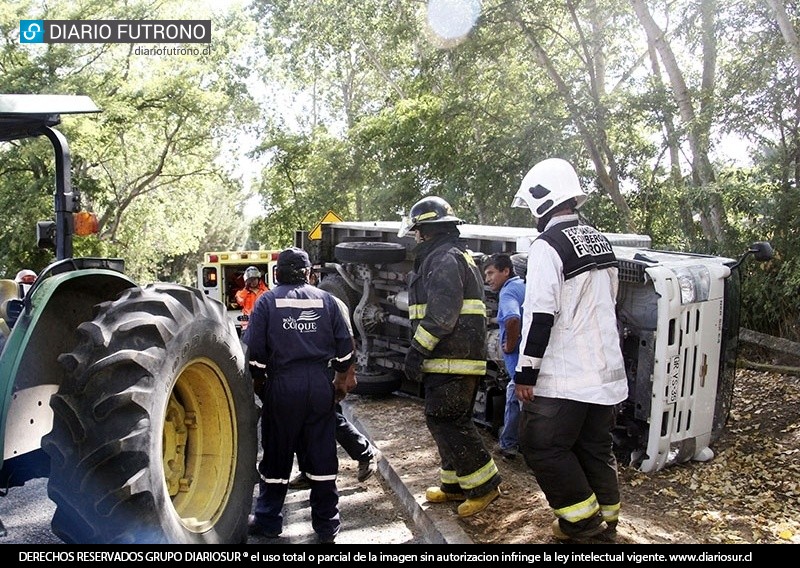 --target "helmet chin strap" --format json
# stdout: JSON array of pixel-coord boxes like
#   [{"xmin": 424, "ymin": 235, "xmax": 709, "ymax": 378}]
[
  {"xmin": 537, "ymin": 198, "xmax": 579, "ymax": 232},
  {"xmin": 537, "ymin": 212, "xmax": 553, "ymax": 232}
]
